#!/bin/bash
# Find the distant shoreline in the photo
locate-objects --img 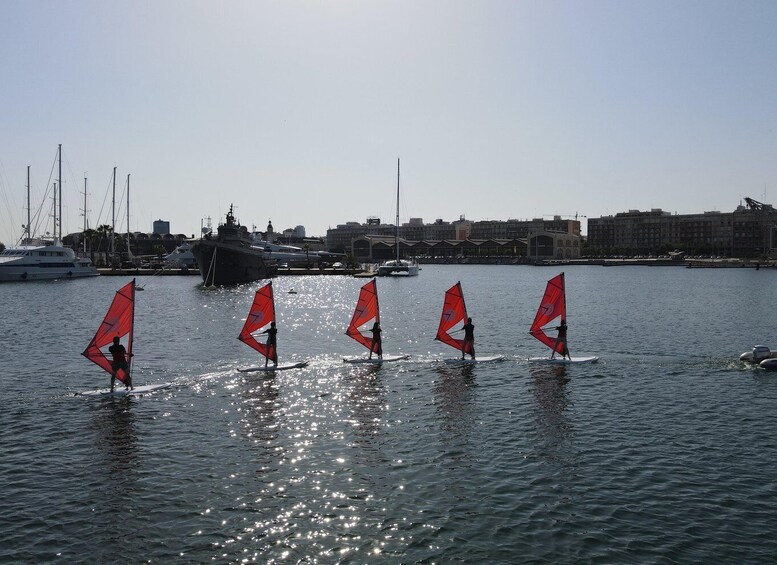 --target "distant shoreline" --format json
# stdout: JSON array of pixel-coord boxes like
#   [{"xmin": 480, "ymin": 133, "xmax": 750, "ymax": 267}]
[{"xmin": 416, "ymin": 257, "xmax": 776, "ymax": 268}]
